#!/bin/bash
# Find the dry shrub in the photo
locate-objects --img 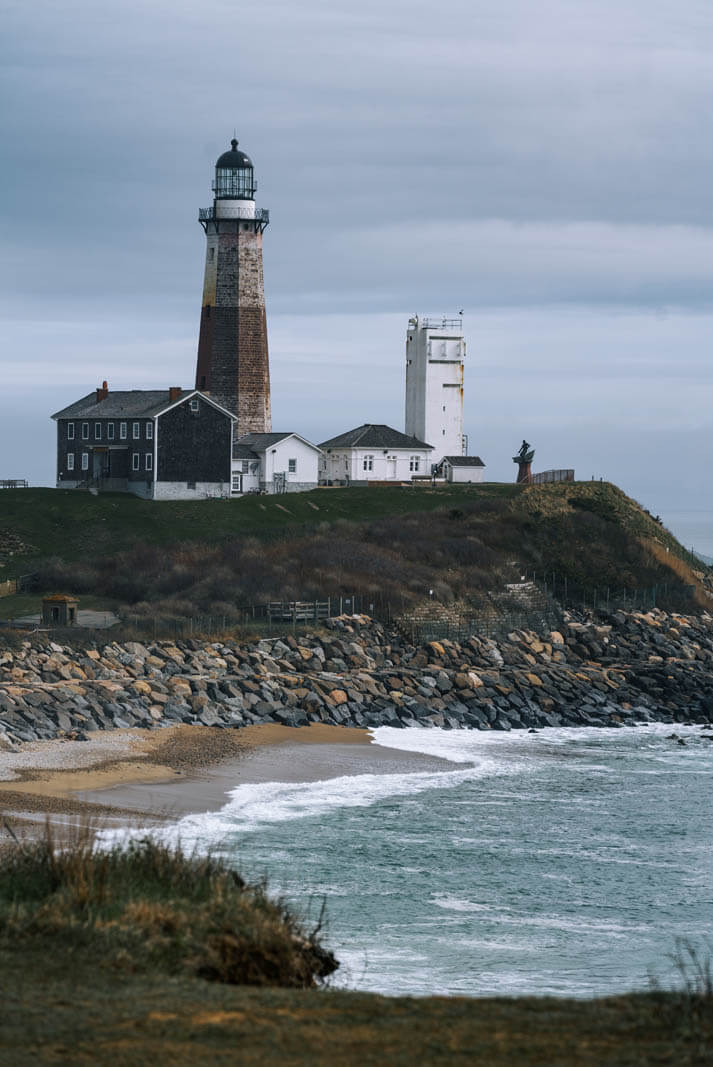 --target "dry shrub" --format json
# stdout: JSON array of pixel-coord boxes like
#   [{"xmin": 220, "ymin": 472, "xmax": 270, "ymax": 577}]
[
  {"xmin": 642, "ymin": 539, "xmax": 709, "ymax": 607},
  {"xmin": 0, "ymin": 827, "xmax": 337, "ymax": 989}
]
